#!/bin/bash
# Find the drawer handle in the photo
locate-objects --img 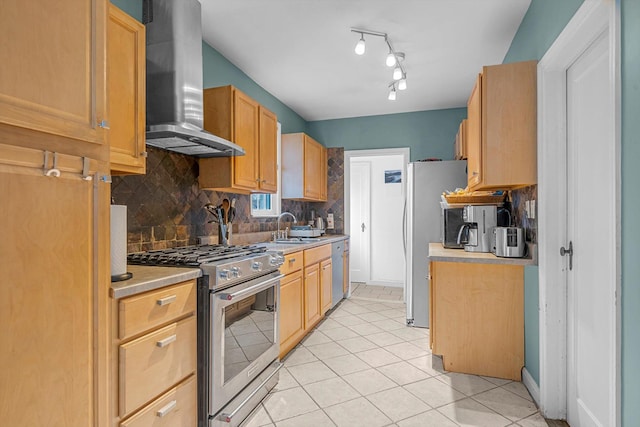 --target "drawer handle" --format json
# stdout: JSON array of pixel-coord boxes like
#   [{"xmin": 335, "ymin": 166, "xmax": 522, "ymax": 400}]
[
  {"xmin": 156, "ymin": 334, "xmax": 177, "ymax": 348},
  {"xmin": 156, "ymin": 295, "xmax": 177, "ymax": 306},
  {"xmin": 156, "ymin": 400, "xmax": 177, "ymax": 418},
  {"xmin": 289, "ymin": 258, "xmax": 296, "ymax": 263}
]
